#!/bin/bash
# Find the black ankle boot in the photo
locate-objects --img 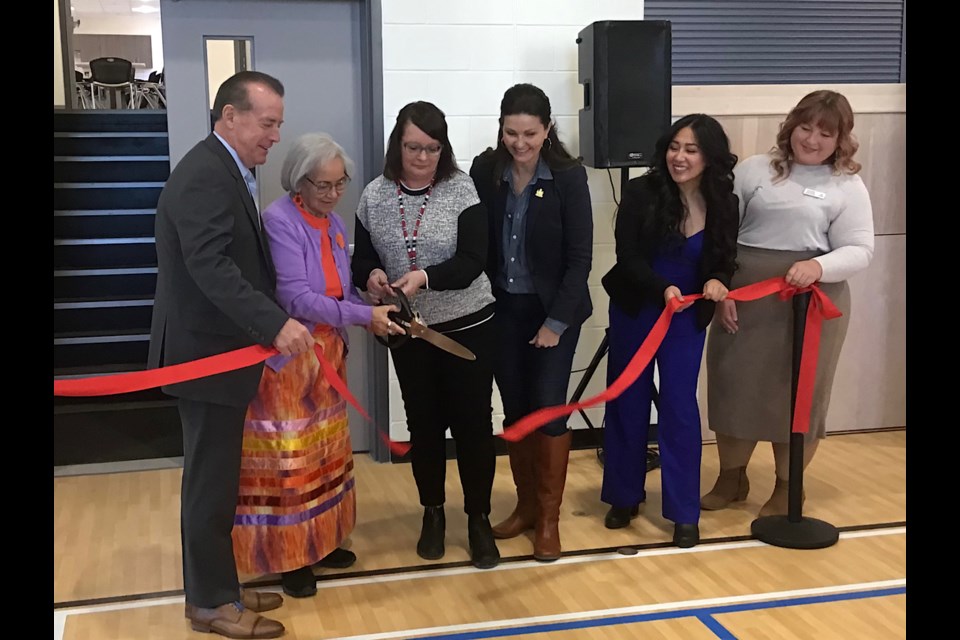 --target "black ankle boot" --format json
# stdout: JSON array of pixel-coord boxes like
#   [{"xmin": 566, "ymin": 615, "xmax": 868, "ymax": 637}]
[
  {"xmin": 467, "ymin": 513, "xmax": 500, "ymax": 569},
  {"xmin": 417, "ymin": 505, "xmax": 445, "ymax": 560},
  {"xmin": 673, "ymin": 523, "xmax": 699, "ymax": 549},
  {"xmin": 604, "ymin": 504, "xmax": 640, "ymax": 529},
  {"xmin": 281, "ymin": 565, "xmax": 317, "ymax": 598},
  {"xmin": 315, "ymin": 547, "xmax": 357, "ymax": 569}
]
